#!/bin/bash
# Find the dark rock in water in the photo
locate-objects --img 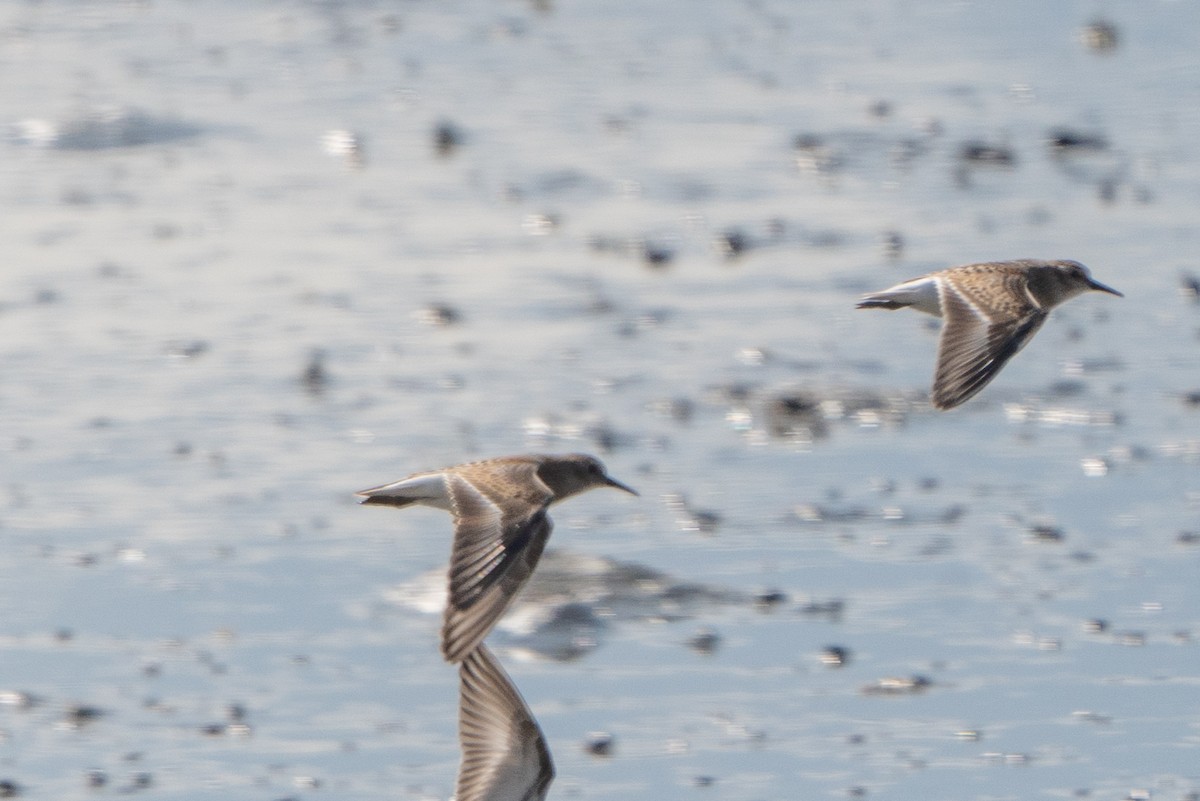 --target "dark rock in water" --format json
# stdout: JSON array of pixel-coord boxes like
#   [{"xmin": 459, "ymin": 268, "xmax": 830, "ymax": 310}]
[
  {"xmin": 669, "ymin": 397, "xmax": 695, "ymax": 423},
  {"xmin": 1046, "ymin": 380, "xmax": 1086, "ymax": 397},
  {"xmin": 715, "ymin": 228, "xmax": 750, "ymax": 259},
  {"xmin": 1097, "ymin": 178, "xmax": 1118, "ymax": 203},
  {"xmin": 588, "ymin": 422, "xmax": 628, "ymax": 453},
  {"xmin": 759, "ymin": 386, "xmax": 917, "ymax": 440},
  {"xmin": 301, "ymin": 349, "xmax": 329, "ymax": 396},
  {"xmin": 959, "ymin": 141, "xmax": 1016, "ymax": 166},
  {"xmin": 65, "ymin": 704, "xmax": 105, "ymax": 728},
  {"xmin": 685, "ymin": 508, "xmax": 722, "ymax": 534},
  {"xmin": 707, "ymin": 381, "xmax": 755, "ymax": 405},
  {"xmin": 1080, "ymin": 18, "xmax": 1119, "ymax": 53},
  {"xmin": 793, "ymin": 132, "xmax": 823, "ymax": 151},
  {"xmin": 754, "ymin": 589, "xmax": 788, "ymax": 611},
  {"xmin": 648, "ymin": 396, "xmax": 694, "ymax": 424},
  {"xmin": 587, "ymin": 233, "xmax": 625, "ymax": 254},
  {"xmin": 861, "ymin": 675, "xmax": 932, "ymax": 695},
  {"xmin": 642, "ymin": 242, "xmax": 674, "ymax": 268},
  {"xmin": 433, "ymin": 120, "xmax": 464, "ymax": 157},
  {"xmin": 798, "ymin": 598, "xmax": 845, "ymax": 621},
  {"xmin": 588, "ymin": 233, "xmax": 680, "ymax": 271},
  {"xmin": 939, "ymin": 505, "xmax": 966, "ymax": 524},
  {"xmin": 0, "ymin": 691, "xmax": 39, "ymax": 710},
  {"xmin": 584, "ymin": 731, "xmax": 615, "ymax": 757},
  {"xmin": 792, "ymin": 503, "xmax": 870, "ymax": 524},
  {"xmin": 820, "ymin": 645, "xmax": 852, "ymax": 667},
  {"xmin": 1029, "ymin": 524, "xmax": 1065, "ymax": 542},
  {"xmin": 686, "ymin": 626, "xmax": 721, "ymax": 655},
  {"xmin": 1047, "ymin": 128, "xmax": 1107, "ymax": 153},
  {"xmin": 416, "ymin": 303, "xmax": 462, "ymax": 327},
  {"xmin": 793, "ymin": 132, "xmax": 843, "ymax": 174},
  {"xmin": 1179, "ymin": 273, "xmax": 1200, "ymax": 302},
  {"xmin": 765, "ymin": 392, "xmax": 828, "ymax": 441},
  {"xmin": 881, "ymin": 229, "xmax": 904, "ymax": 260},
  {"xmin": 165, "ymin": 339, "xmax": 209, "ymax": 359},
  {"xmin": 122, "ymin": 773, "xmax": 153, "ymax": 792},
  {"xmin": 14, "ymin": 107, "xmax": 201, "ymax": 150},
  {"xmin": 0, "ymin": 779, "xmax": 20, "ymax": 798}
]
